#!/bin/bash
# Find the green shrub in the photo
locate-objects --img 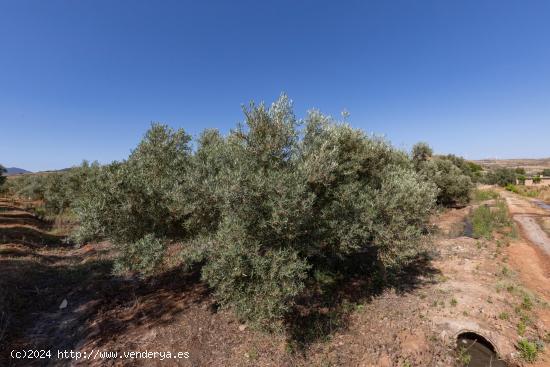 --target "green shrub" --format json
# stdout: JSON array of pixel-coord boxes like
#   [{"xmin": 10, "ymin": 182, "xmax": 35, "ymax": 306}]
[
  {"xmin": 541, "ymin": 169, "xmax": 550, "ymax": 177},
  {"xmin": 506, "ymin": 184, "xmax": 518, "ymax": 193},
  {"xmin": 533, "ymin": 176, "xmax": 542, "ymax": 184},
  {"xmin": 471, "ymin": 199, "xmax": 510, "ymax": 239},
  {"xmin": 517, "ymin": 339, "xmax": 538, "ymax": 362},
  {"xmin": 472, "ymin": 189, "xmax": 498, "ymax": 202}
]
